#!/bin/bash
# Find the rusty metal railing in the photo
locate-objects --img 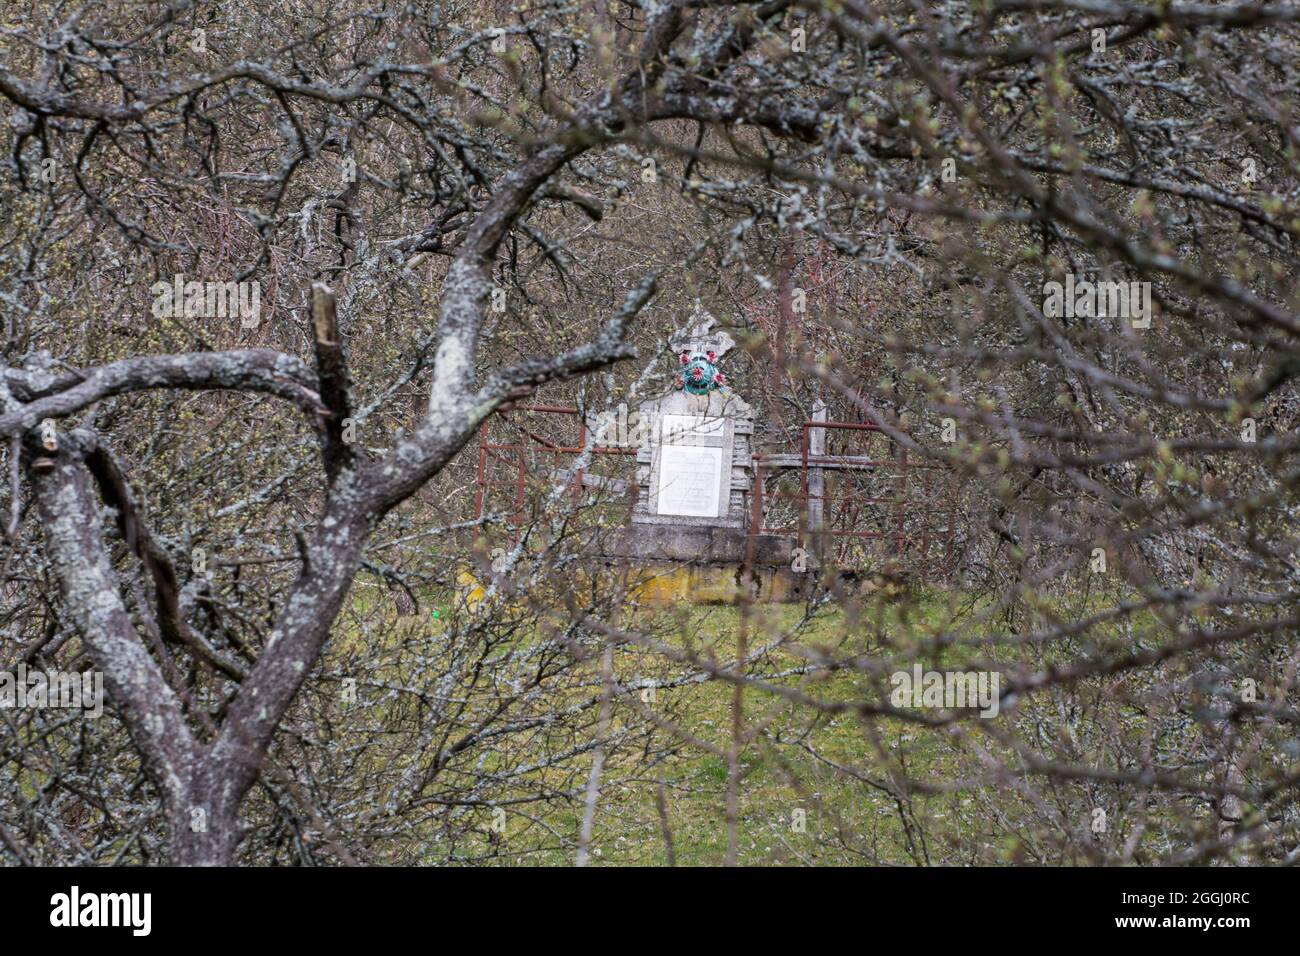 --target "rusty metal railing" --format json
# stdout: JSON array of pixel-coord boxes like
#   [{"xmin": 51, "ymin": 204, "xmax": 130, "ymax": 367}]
[
  {"xmin": 752, "ymin": 421, "xmax": 957, "ymax": 578},
  {"xmin": 474, "ymin": 405, "xmax": 637, "ymax": 532}
]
